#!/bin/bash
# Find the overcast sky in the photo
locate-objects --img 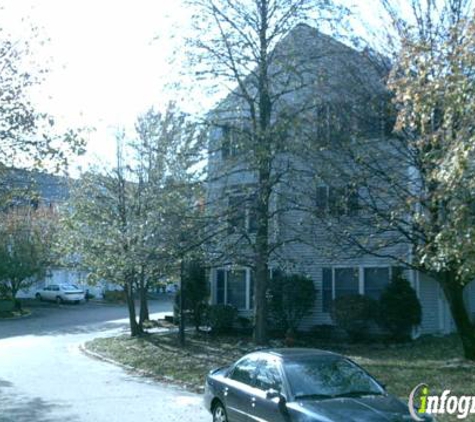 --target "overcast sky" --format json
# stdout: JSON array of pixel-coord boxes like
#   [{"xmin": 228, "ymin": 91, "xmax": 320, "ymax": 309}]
[
  {"xmin": 1, "ymin": 0, "xmax": 195, "ymax": 174},
  {"xmin": 1, "ymin": 0, "xmax": 383, "ymax": 175}
]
